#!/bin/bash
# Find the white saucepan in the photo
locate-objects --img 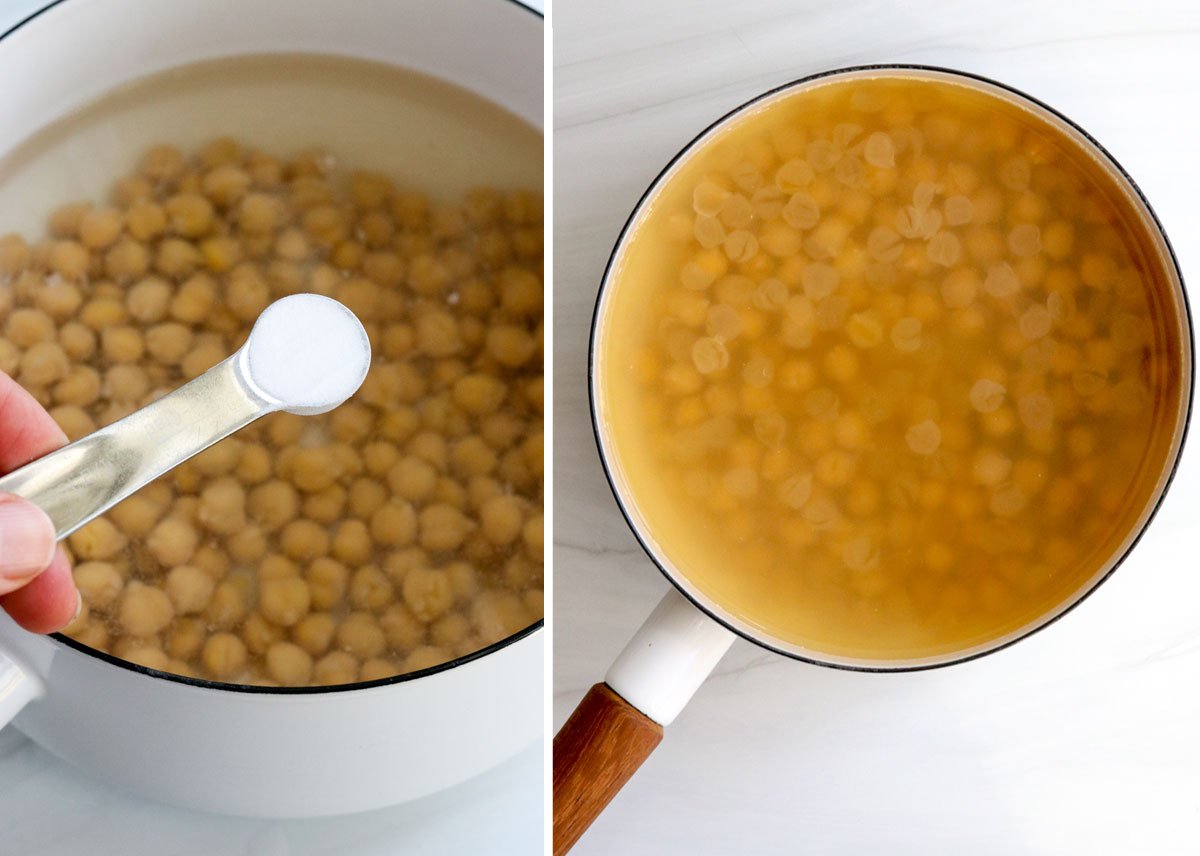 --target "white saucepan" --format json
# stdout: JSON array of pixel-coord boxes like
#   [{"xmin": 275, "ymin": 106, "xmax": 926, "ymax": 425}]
[{"xmin": 0, "ymin": 0, "xmax": 543, "ymax": 818}]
